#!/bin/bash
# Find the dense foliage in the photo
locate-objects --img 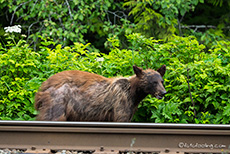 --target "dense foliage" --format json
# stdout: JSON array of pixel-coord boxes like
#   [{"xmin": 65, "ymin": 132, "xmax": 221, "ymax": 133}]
[
  {"xmin": 0, "ymin": 34, "xmax": 229, "ymax": 123},
  {"xmin": 1, "ymin": 0, "xmax": 230, "ymax": 50},
  {"xmin": 0, "ymin": 0, "xmax": 229, "ymax": 123}
]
